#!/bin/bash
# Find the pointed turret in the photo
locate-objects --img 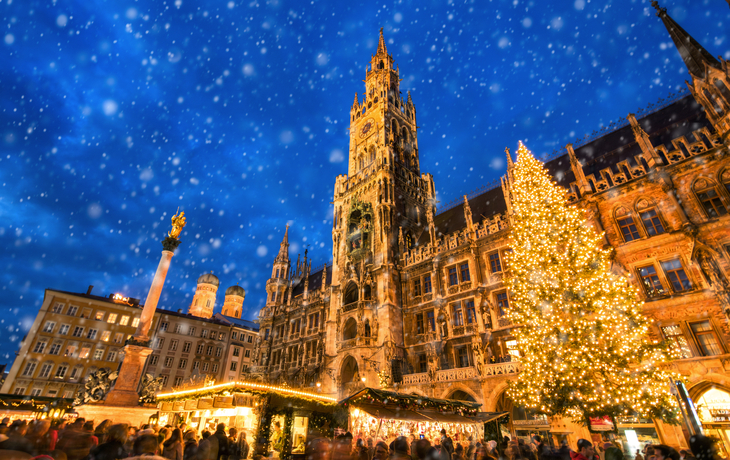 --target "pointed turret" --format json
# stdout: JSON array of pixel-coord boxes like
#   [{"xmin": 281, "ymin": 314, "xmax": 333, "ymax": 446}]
[
  {"xmin": 566, "ymin": 144, "xmax": 592, "ymax": 196},
  {"xmin": 407, "ymin": 91, "xmax": 413, "ymax": 105},
  {"xmin": 352, "ymin": 93, "xmax": 360, "ymax": 108},
  {"xmin": 652, "ymin": 1, "xmax": 720, "ymax": 79},
  {"xmin": 652, "ymin": 1, "xmax": 730, "ymax": 141},
  {"xmin": 275, "ymin": 225, "xmax": 290, "ymax": 264},
  {"xmin": 376, "ymin": 27, "xmax": 387, "ymax": 56},
  {"xmin": 627, "ymin": 113, "xmax": 664, "ymax": 168},
  {"xmin": 463, "ymin": 195, "xmax": 474, "ymax": 235}
]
